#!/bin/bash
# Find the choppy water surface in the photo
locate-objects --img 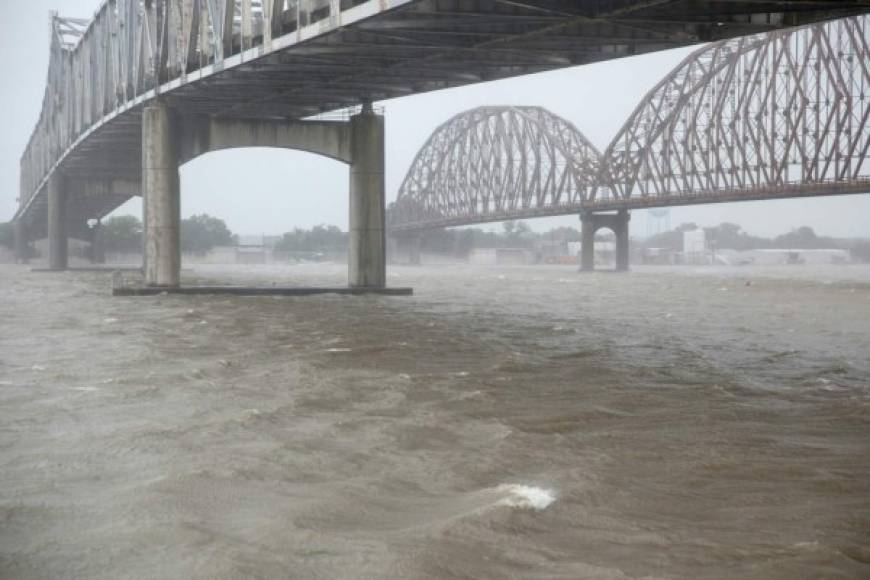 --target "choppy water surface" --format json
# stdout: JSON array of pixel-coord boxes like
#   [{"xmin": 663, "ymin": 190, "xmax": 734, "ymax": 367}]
[{"xmin": 1, "ymin": 263, "xmax": 869, "ymax": 579}]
